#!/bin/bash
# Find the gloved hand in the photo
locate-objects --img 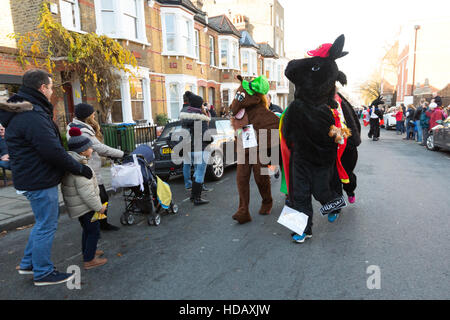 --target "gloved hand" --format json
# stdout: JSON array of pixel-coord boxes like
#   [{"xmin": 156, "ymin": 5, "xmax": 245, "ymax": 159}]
[{"xmin": 80, "ymin": 165, "xmax": 93, "ymax": 180}]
